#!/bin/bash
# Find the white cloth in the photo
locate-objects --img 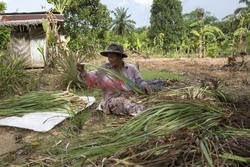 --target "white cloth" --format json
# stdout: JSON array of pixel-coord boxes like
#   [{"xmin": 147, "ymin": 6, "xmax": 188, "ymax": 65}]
[{"xmin": 0, "ymin": 96, "xmax": 95, "ymax": 132}]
